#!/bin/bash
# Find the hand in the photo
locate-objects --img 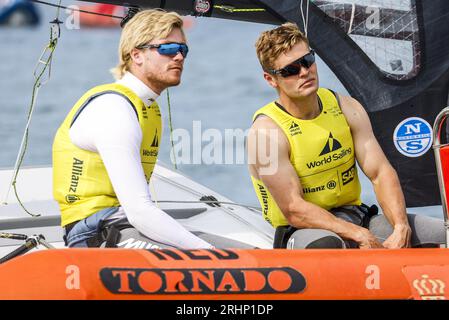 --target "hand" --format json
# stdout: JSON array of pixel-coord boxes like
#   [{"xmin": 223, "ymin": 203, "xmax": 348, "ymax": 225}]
[
  {"xmin": 356, "ymin": 228, "xmax": 384, "ymax": 249},
  {"xmin": 382, "ymin": 224, "xmax": 412, "ymax": 249}
]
